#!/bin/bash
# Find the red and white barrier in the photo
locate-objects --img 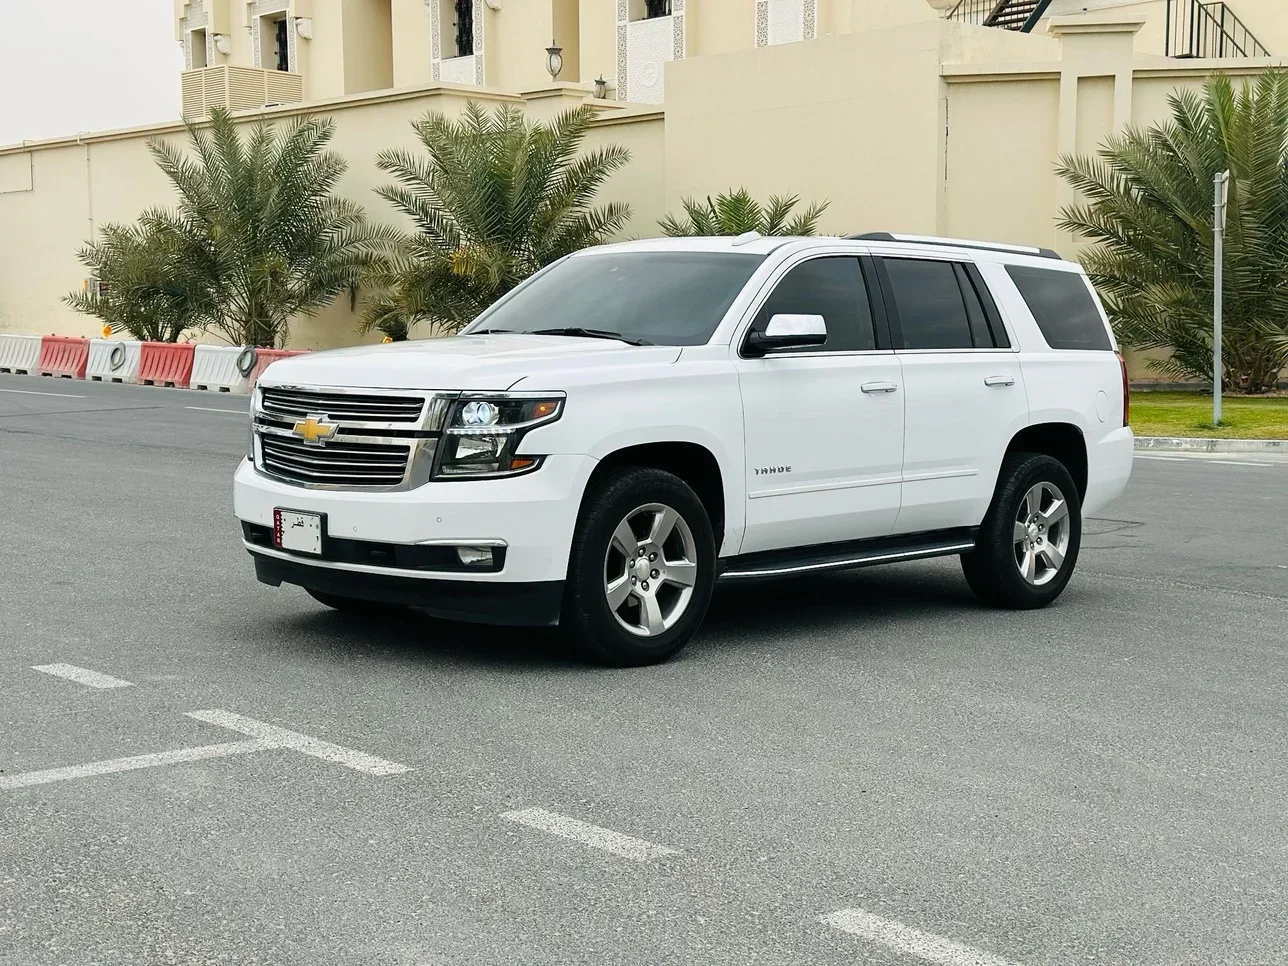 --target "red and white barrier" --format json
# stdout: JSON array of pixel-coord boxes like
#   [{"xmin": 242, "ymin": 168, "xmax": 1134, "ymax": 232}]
[
  {"xmin": 37, "ymin": 336, "xmax": 90, "ymax": 379},
  {"xmin": 138, "ymin": 341, "xmax": 196, "ymax": 388},
  {"xmin": 192, "ymin": 344, "xmax": 255, "ymax": 393},
  {"xmin": 86, "ymin": 339, "xmax": 142, "ymax": 384},
  {"xmin": 249, "ymin": 348, "xmax": 309, "ymax": 387},
  {"xmin": 0, "ymin": 335, "xmax": 324, "ymax": 396},
  {"xmin": 0, "ymin": 334, "xmax": 41, "ymax": 373}
]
